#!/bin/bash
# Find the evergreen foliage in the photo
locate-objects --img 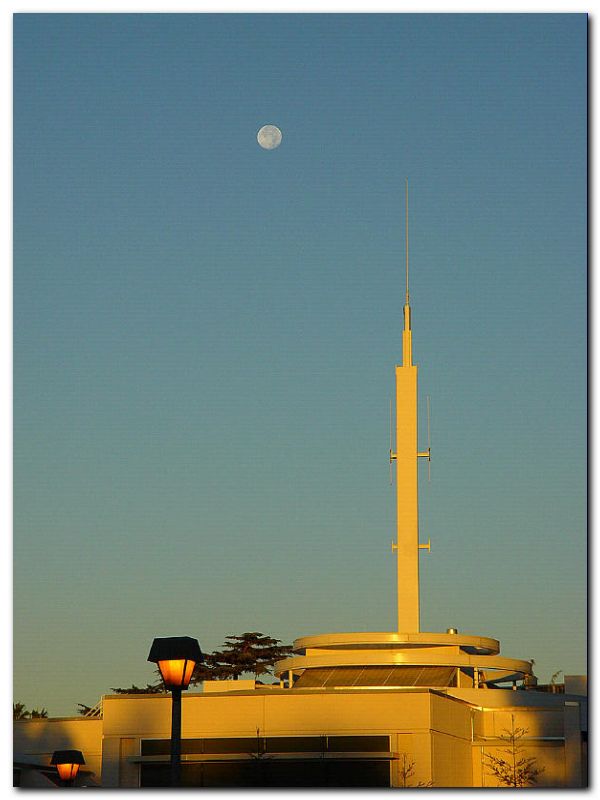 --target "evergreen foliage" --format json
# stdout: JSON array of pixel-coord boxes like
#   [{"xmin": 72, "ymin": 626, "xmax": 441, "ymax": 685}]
[
  {"xmin": 104, "ymin": 631, "xmax": 293, "ymax": 694},
  {"xmin": 192, "ymin": 632, "xmax": 293, "ymax": 682},
  {"xmin": 109, "ymin": 683, "xmax": 164, "ymax": 694}
]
